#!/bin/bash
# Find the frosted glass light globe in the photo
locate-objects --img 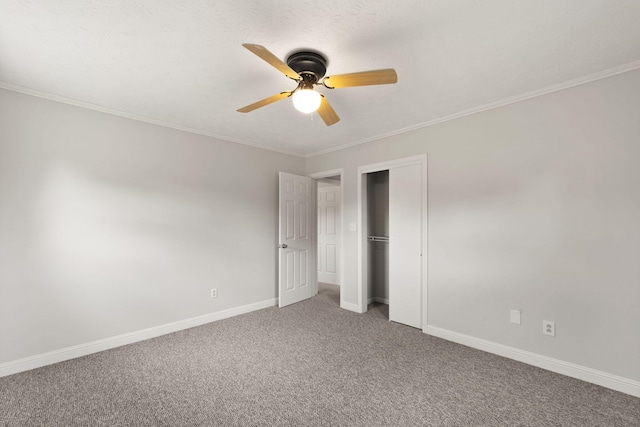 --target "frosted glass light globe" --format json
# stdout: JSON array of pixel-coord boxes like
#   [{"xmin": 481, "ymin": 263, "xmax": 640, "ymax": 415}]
[{"xmin": 292, "ymin": 89, "xmax": 321, "ymax": 114}]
